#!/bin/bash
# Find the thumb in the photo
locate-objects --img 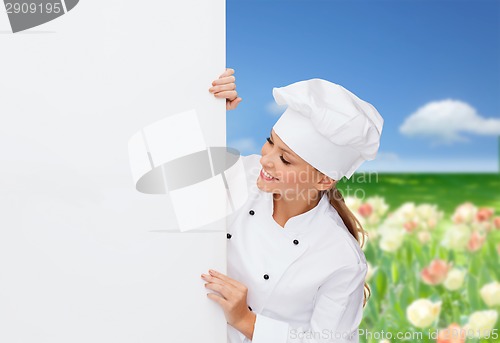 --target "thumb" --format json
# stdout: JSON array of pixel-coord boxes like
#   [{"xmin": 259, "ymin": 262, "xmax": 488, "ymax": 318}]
[{"xmin": 227, "ymin": 97, "xmax": 242, "ymax": 110}]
